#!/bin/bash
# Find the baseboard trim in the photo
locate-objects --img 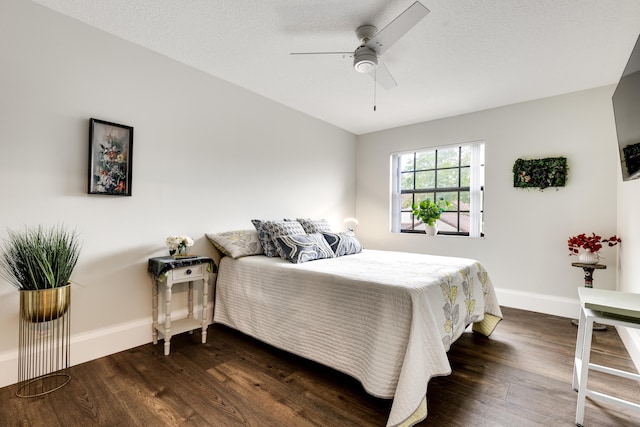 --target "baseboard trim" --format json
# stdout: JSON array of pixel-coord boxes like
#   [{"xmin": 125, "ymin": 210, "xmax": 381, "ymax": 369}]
[
  {"xmin": 0, "ymin": 350, "xmax": 19, "ymax": 390},
  {"xmin": 495, "ymin": 288, "xmax": 579, "ymax": 319},
  {"xmin": 0, "ymin": 306, "xmax": 214, "ymax": 389},
  {"xmin": 0, "ymin": 316, "xmax": 153, "ymax": 389}
]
